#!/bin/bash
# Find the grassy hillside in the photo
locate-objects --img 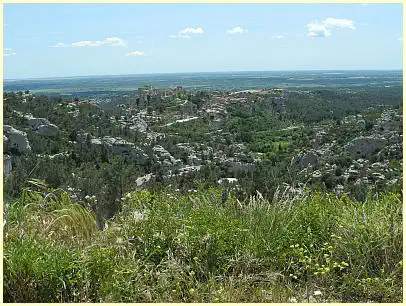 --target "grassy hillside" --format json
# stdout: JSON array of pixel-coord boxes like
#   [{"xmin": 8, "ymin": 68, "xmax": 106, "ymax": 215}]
[{"xmin": 3, "ymin": 181, "xmax": 402, "ymax": 302}]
